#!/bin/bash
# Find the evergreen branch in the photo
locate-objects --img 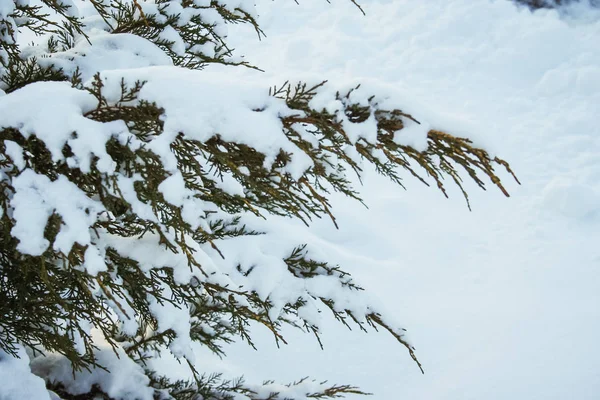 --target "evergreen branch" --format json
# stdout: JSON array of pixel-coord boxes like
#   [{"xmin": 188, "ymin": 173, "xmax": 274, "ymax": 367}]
[{"xmin": 0, "ymin": 2, "xmax": 518, "ymax": 397}]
